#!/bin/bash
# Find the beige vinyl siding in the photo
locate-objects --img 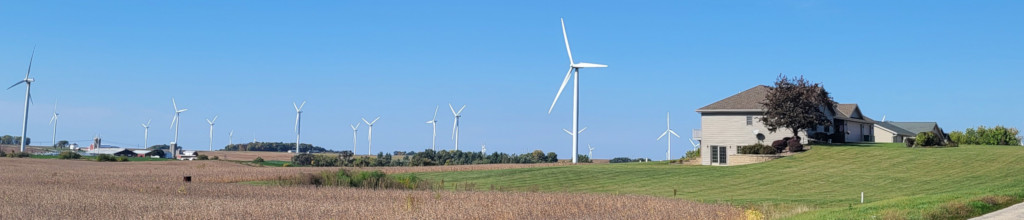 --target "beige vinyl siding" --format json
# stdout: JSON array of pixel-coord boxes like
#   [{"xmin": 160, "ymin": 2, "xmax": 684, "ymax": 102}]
[
  {"xmin": 874, "ymin": 126, "xmax": 898, "ymax": 143},
  {"xmin": 700, "ymin": 112, "xmax": 808, "ymax": 165}
]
